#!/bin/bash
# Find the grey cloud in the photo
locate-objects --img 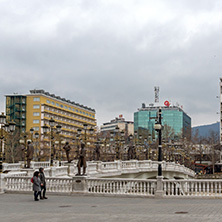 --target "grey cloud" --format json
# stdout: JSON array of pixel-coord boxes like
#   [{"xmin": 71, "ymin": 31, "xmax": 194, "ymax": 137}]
[{"xmin": 0, "ymin": 0, "xmax": 222, "ymax": 127}]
